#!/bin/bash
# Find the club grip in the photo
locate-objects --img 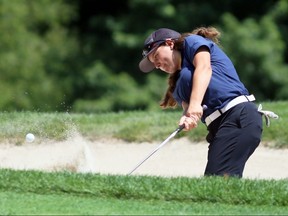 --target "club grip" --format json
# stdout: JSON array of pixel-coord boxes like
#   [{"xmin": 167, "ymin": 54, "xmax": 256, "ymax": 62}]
[
  {"xmin": 176, "ymin": 124, "xmax": 185, "ymax": 133},
  {"xmin": 177, "ymin": 105, "xmax": 207, "ymax": 133}
]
